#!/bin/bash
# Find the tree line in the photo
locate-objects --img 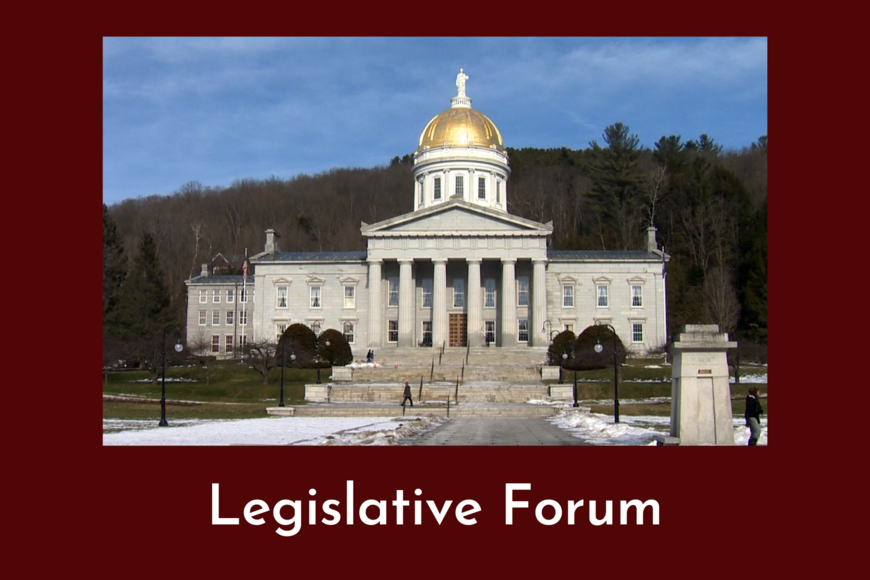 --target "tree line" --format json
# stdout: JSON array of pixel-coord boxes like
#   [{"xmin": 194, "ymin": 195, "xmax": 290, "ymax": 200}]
[{"xmin": 103, "ymin": 122, "xmax": 767, "ymax": 370}]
